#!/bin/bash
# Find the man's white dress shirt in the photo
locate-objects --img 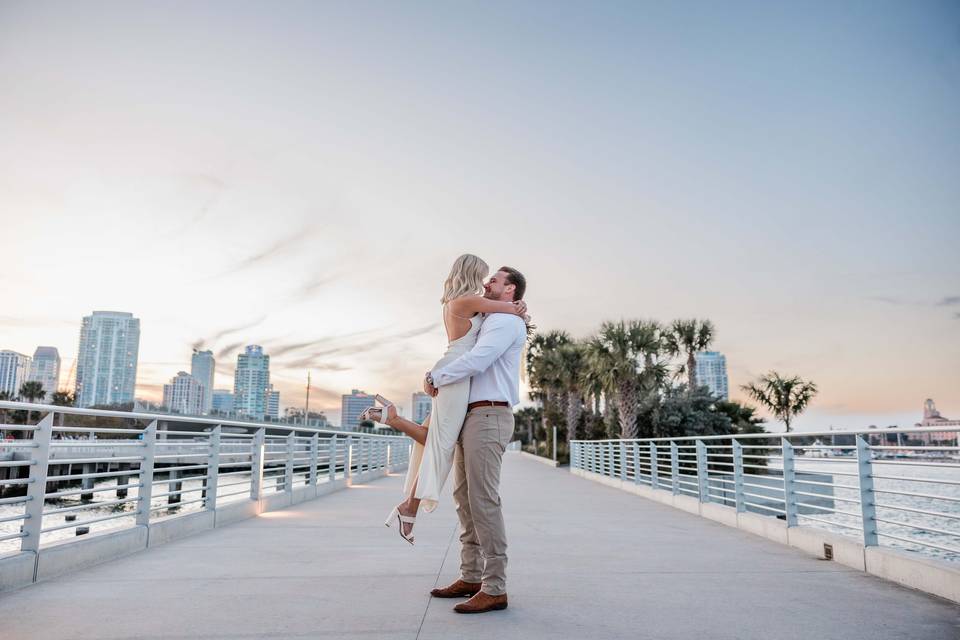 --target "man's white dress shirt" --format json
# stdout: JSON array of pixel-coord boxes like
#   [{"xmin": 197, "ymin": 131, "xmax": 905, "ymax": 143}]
[{"xmin": 431, "ymin": 313, "xmax": 526, "ymax": 406}]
